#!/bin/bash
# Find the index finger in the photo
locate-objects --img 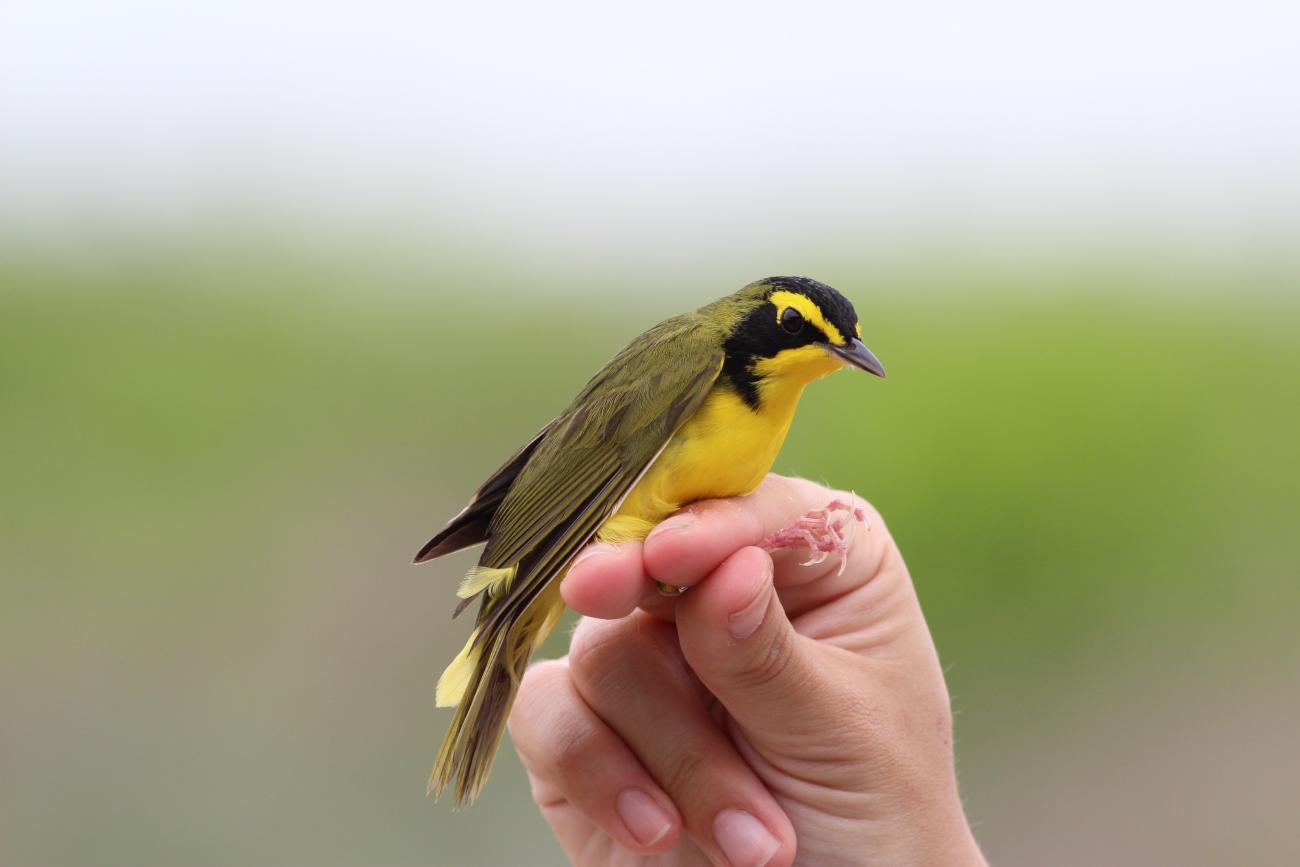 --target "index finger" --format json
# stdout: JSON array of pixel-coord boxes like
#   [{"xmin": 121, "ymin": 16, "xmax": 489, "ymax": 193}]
[{"xmin": 643, "ymin": 475, "xmax": 890, "ymax": 601}]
